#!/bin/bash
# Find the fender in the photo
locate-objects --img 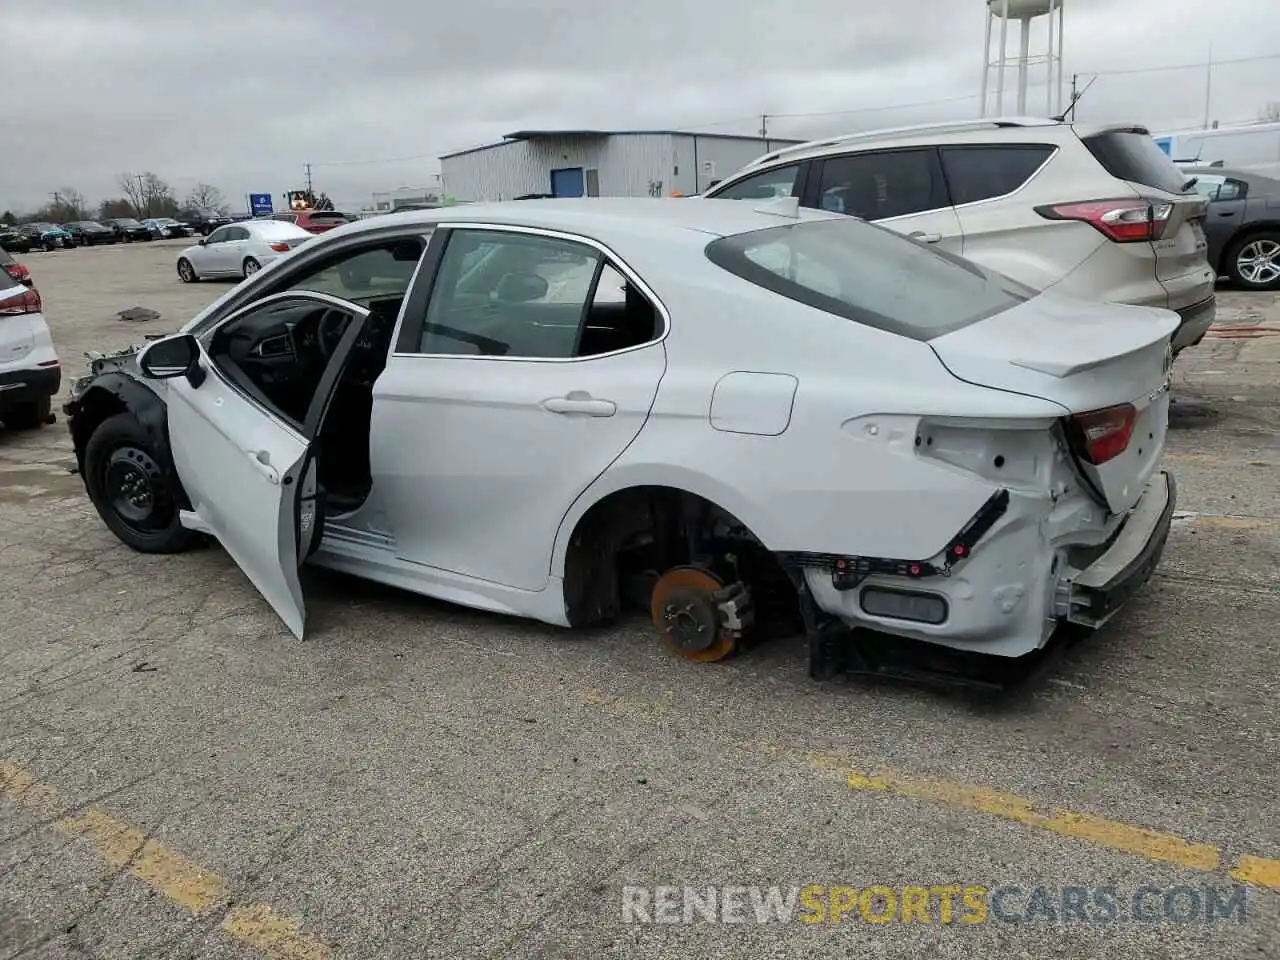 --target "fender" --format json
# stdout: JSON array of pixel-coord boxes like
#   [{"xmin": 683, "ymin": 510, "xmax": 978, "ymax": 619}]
[{"xmin": 65, "ymin": 374, "xmax": 176, "ymax": 491}]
